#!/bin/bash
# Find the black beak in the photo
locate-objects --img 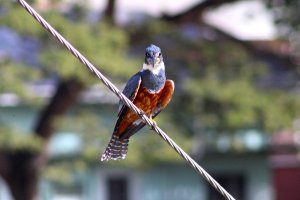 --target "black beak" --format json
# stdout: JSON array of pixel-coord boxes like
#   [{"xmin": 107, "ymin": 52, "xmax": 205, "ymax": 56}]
[
  {"xmin": 149, "ymin": 56, "xmax": 155, "ymax": 67},
  {"xmin": 145, "ymin": 52, "xmax": 161, "ymax": 67}
]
